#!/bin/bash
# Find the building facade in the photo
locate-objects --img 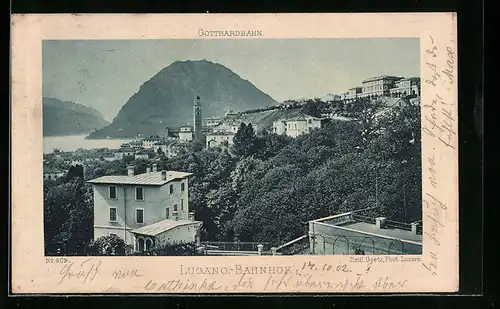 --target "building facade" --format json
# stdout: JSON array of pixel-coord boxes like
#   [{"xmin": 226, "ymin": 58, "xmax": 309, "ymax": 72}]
[
  {"xmin": 179, "ymin": 126, "xmax": 194, "ymax": 142},
  {"xmin": 205, "ymin": 117, "xmax": 222, "ymax": 127},
  {"xmin": 360, "ymin": 75, "xmax": 403, "ymax": 98},
  {"xmin": 272, "ymin": 114, "xmax": 322, "ymax": 138},
  {"xmin": 389, "ymin": 77, "xmax": 421, "ymax": 98},
  {"xmin": 114, "ymin": 147, "xmax": 135, "ymax": 160},
  {"xmin": 43, "ymin": 167, "xmax": 67, "ymax": 180},
  {"xmin": 206, "ymin": 131, "xmax": 235, "ymax": 148},
  {"xmin": 338, "ymin": 76, "xmax": 421, "ymax": 102},
  {"xmin": 87, "ymin": 164, "xmax": 202, "ymax": 252},
  {"xmin": 142, "ymin": 137, "xmax": 162, "ymax": 149}
]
